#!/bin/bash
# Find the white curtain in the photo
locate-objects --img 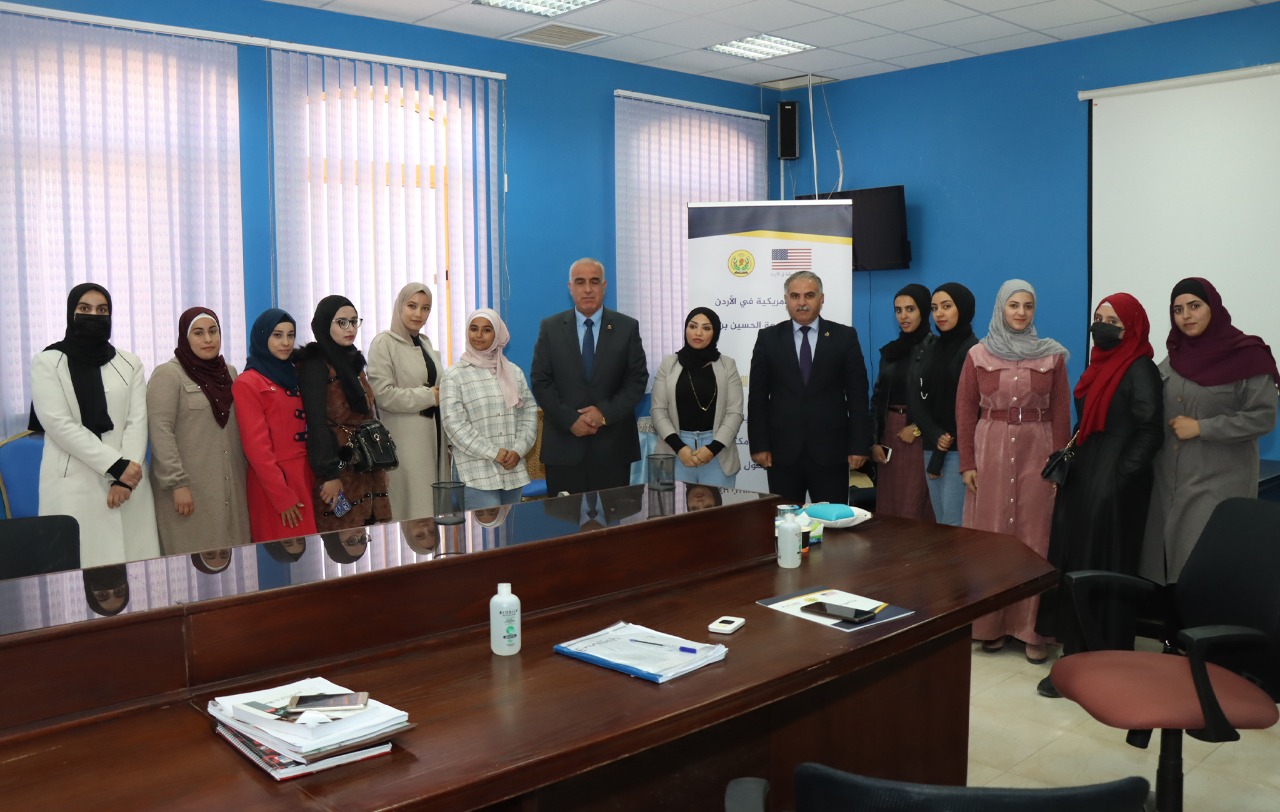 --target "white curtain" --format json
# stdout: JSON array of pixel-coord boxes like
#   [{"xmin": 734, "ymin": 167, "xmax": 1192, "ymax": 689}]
[
  {"xmin": 269, "ymin": 51, "xmax": 502, "ymax": 364},
  {"xmin": 0, "ymin": 13, "xmax": 245, "ymax": 438},
  {"xmin": 615, "ymin": 96, "xmax": 767, "ymax": 379}
]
